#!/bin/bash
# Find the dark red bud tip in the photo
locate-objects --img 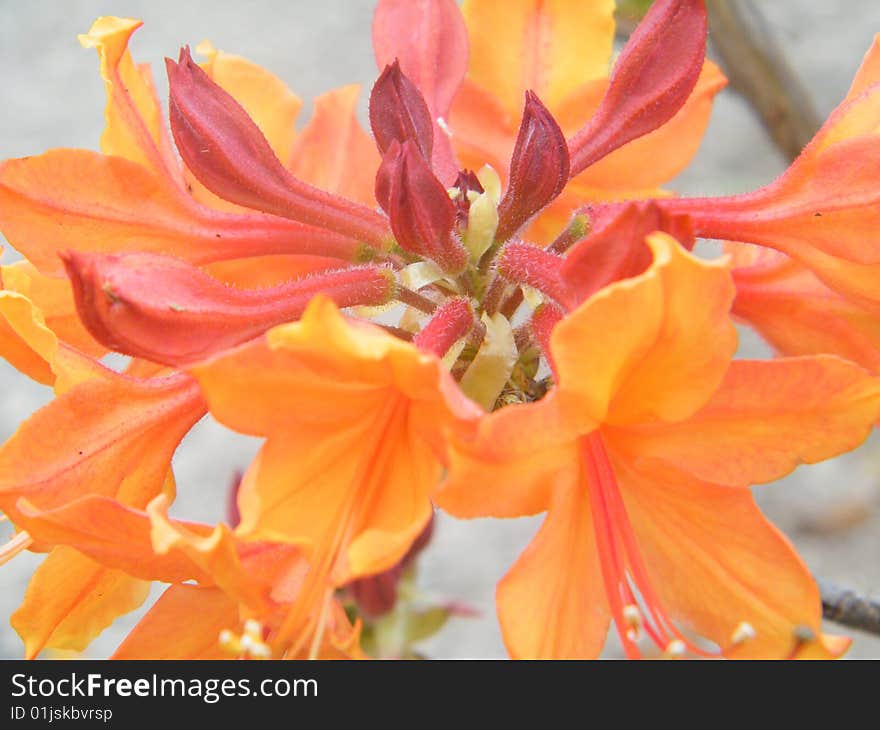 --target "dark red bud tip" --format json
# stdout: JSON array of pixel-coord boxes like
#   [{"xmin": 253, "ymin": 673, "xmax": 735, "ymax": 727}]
[
  {"xmin": 369, "ymin": 60, "xmax": 434, "ymax": 161},
  {"xmin": 561, "ymin": 202, "xmax": 693, "ymax": 305},
  {"xmin": 167, "ymin": 47, "xmax": 389, "ymax": 248},
  {"xmin": 498, "ymin": 242, "xmax": 571, "ymax": 308},
  {"xmin": 413, "ymin": 297, "xmax": 474, "ymax": 357},
  {"xmin": 62, "ymin": 250, "xmax": 394, "ymax": 366},
  {"xmin": 496, "ymin": 91, "xmax": 570, "ymax": 242},
  {"xmin": 376, "ymin": 140, "xmax": 468, "ymax": 272},
  {"xmin": 568, "ymin": 0, "xmax": 707, "ymax": 176},
  {"xmin": 345, "ymin": 514, "xmax": 435, "ymax": 618}
]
